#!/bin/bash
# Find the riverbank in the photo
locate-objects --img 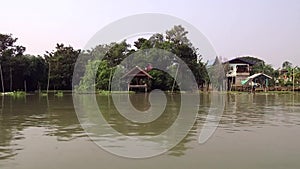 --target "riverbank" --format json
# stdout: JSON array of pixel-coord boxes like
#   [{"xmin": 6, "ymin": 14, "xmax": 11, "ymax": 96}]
[{"xmin": 1, "ymin": 90, "xmax": 299, "ymax": 98}]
